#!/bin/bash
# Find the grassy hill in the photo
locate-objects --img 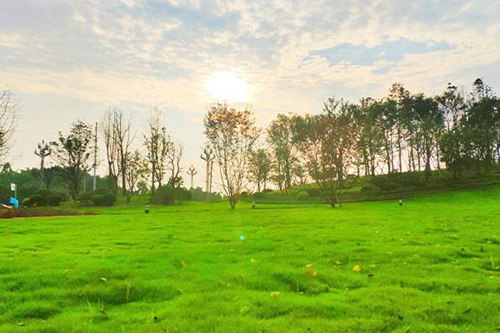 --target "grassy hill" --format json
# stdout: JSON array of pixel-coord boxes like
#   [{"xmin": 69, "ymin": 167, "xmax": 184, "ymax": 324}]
[
  {"xmin": 0, "ymin": 186, "xmax": 498, "ymax": 332},
  {"xmin": 248, "ymin": 168, "xmax": 500, "ymax": 205}
]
